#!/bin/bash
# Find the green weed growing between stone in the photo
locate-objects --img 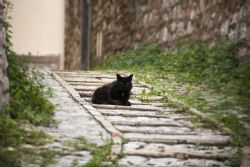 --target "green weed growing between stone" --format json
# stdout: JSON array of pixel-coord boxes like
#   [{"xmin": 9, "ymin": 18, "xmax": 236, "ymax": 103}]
[{"xmin": 63, "ymin": 137, "xmax": 116, "ymax": 167}]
